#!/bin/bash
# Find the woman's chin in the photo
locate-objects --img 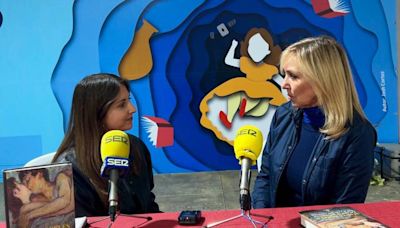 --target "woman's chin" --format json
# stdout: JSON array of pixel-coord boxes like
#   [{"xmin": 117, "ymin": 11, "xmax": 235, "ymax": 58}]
[
  {"xmin": 121, "ymin": 123, "xmax": 132, "ymax": 131},
  {"xmin": 290, "ymin": 101, "xmax": 299, "ymax": 108}
]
